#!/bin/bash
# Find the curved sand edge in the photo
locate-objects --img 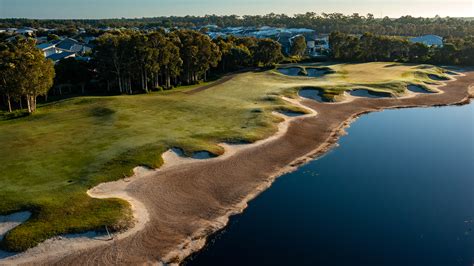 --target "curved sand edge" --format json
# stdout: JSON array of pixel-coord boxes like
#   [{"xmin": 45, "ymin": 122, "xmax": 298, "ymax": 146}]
[
  {"xmin": 0, "ymin": 168, "xmax": 152, "ymax": 265},
  {"xmin": 2, "ymin": 70, "xmax": 473, "ymax": 265},
  {"xmin": 0, "ymin": 97, "xmax": 316, "ymax": 265},
  {"xmin": 162, "ymin": 74, "xmax": 474, "ymax": 264}
]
